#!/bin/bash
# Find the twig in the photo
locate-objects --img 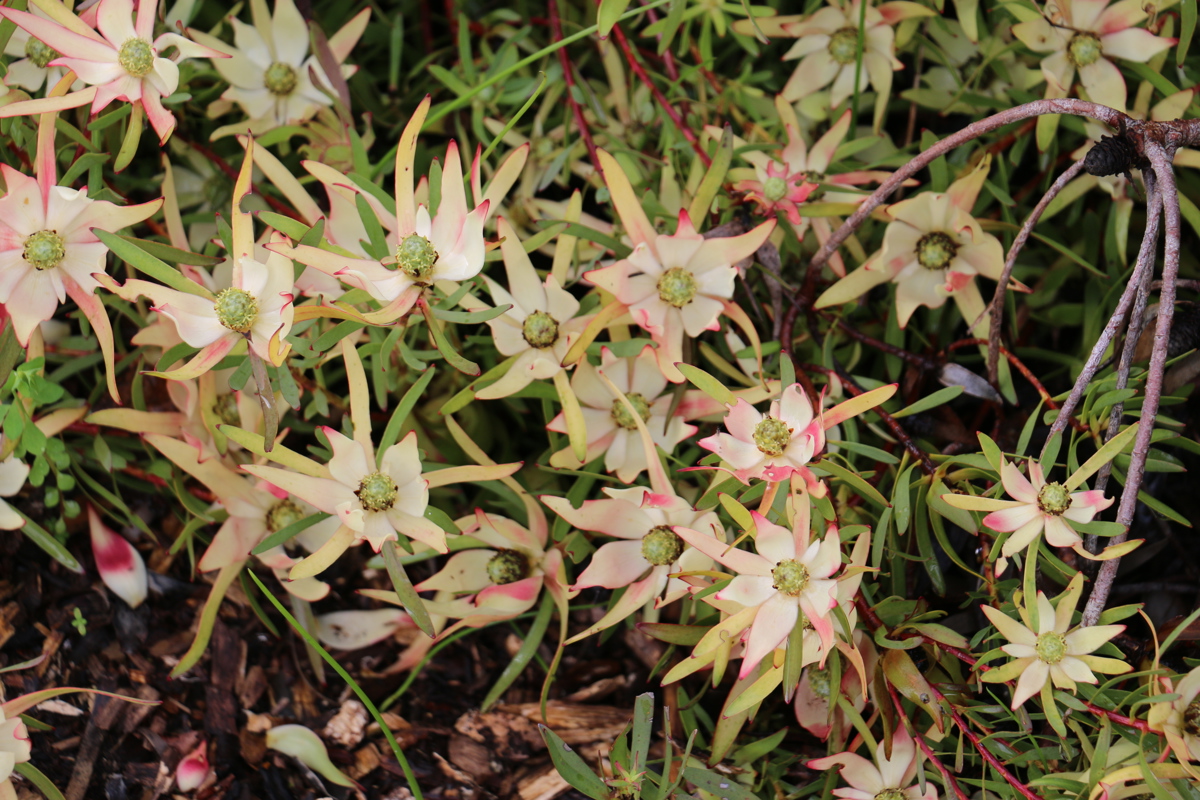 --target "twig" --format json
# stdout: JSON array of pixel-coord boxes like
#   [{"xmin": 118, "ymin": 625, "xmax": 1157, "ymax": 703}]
[
  {"xmin": 549, "ymin": 0, "xmax": 602, "ymax": 177},
  {"xmin": 886, "ymin": 682, "xmax": 970, "ymax": 800},
  {"xmin": 609, "ymin": 24, "xmax": 711, "ymax": 167},
  {"xmin": 947, "ymin": 338, "xmax": 1077, "ymax": 427},
  {"xmin": 1083, "ymin": 141, "xmax": 1182, "ymax": 626},
  {"xmin": 987, "ymin": 159, "xmax": 1088, "ymax": 385}
]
